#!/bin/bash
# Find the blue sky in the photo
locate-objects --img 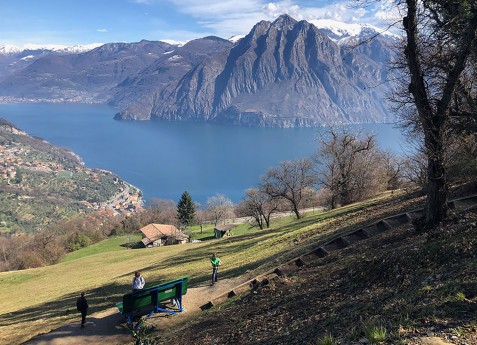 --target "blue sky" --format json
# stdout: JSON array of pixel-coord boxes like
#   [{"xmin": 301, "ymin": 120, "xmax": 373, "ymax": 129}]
[{"xmin": 0, "ymin": 0, "xmax": 396, "ymax": 46}]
